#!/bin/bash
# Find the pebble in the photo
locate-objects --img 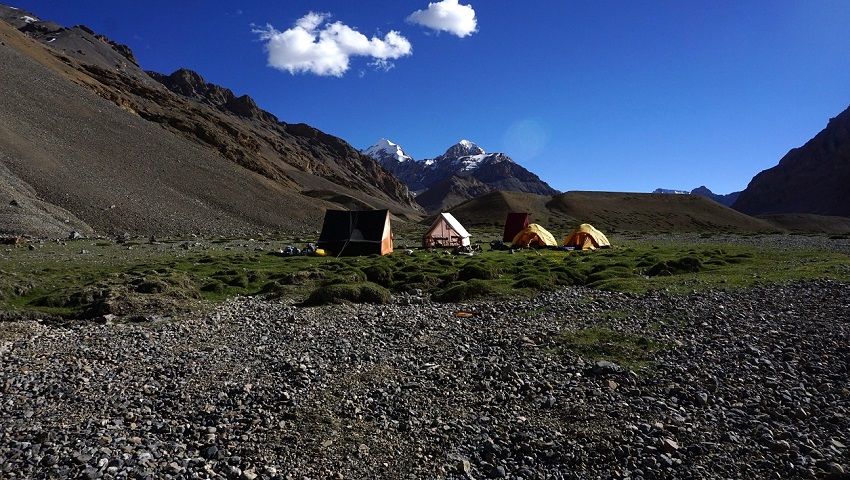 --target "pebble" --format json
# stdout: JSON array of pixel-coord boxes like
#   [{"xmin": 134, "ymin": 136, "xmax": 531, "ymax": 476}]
[{"xmin": 1, "ymin": 278, "xmax": 849, "ymax": 478}]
